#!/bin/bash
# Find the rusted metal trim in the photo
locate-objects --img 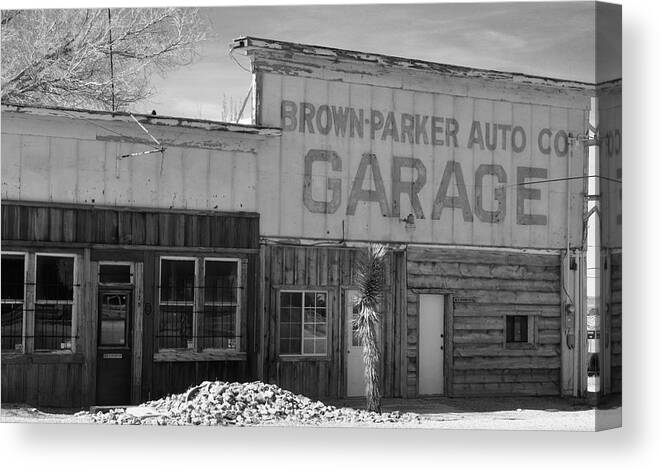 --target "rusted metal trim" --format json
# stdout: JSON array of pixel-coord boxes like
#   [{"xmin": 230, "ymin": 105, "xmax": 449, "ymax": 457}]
[
  {"xmin": 260, "ymin": 235, "xmax": 566, "ymax": 253},
  {"xmin": 232, "ymin": 36, "xmax": 605, "ymax": 91},
  {"xmin": 1, "ymin": 103, "xmax": 282, "ymax": 136},
  {"xmin": 1, "ymin": 199, "xmax": 260, "ymax": 219},
  {"xmin": 95, "ymin": 134, "xmax": 259, "ymax": 154},
  {"xmin": 1, "ymin": 240, "xmax": 260, "ymax": 254}
]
